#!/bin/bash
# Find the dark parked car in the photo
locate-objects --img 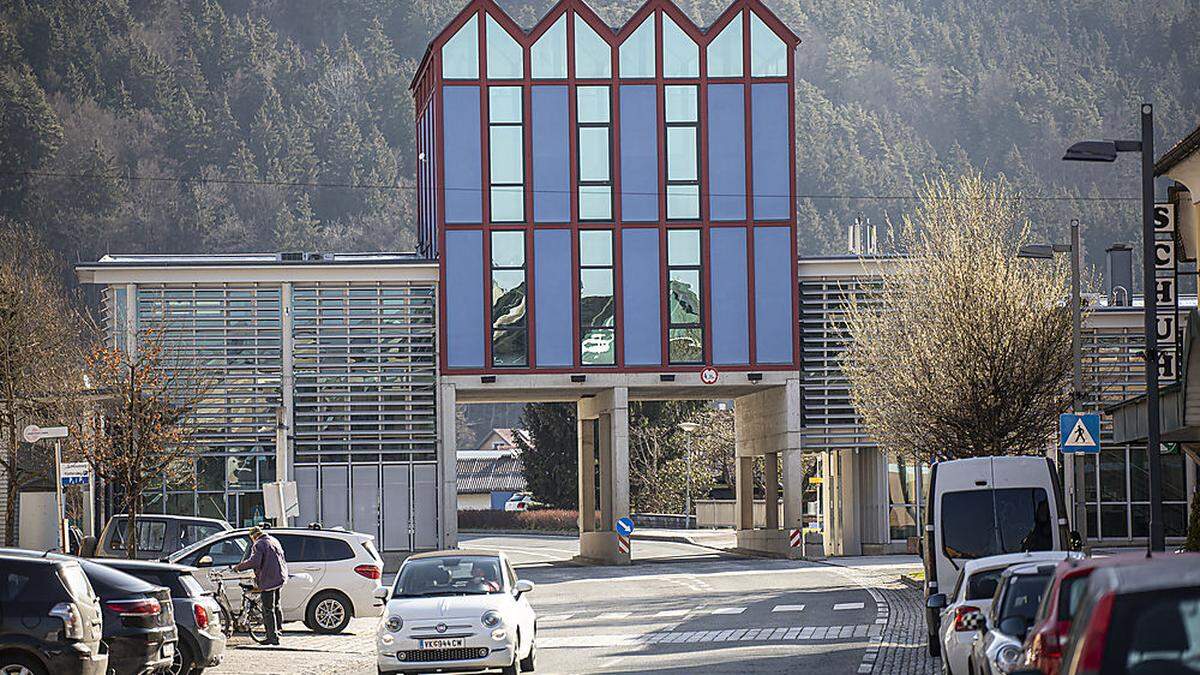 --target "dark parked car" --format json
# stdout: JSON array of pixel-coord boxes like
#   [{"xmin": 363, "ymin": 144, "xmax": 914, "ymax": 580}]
[
  {"xmin": 1, "ymin": 549, "xmax": 177, "ymax": 675},
  {"xmin": 100, "ymin": 560, "xmax": 225, "ymax": 675},
  {"xmin": 0, "ymin": 553, "xmax": 108, "ymax": 675},
  {"xmin": 96, "ymin": 515, "xmax": 231, "ymax": 561}
]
